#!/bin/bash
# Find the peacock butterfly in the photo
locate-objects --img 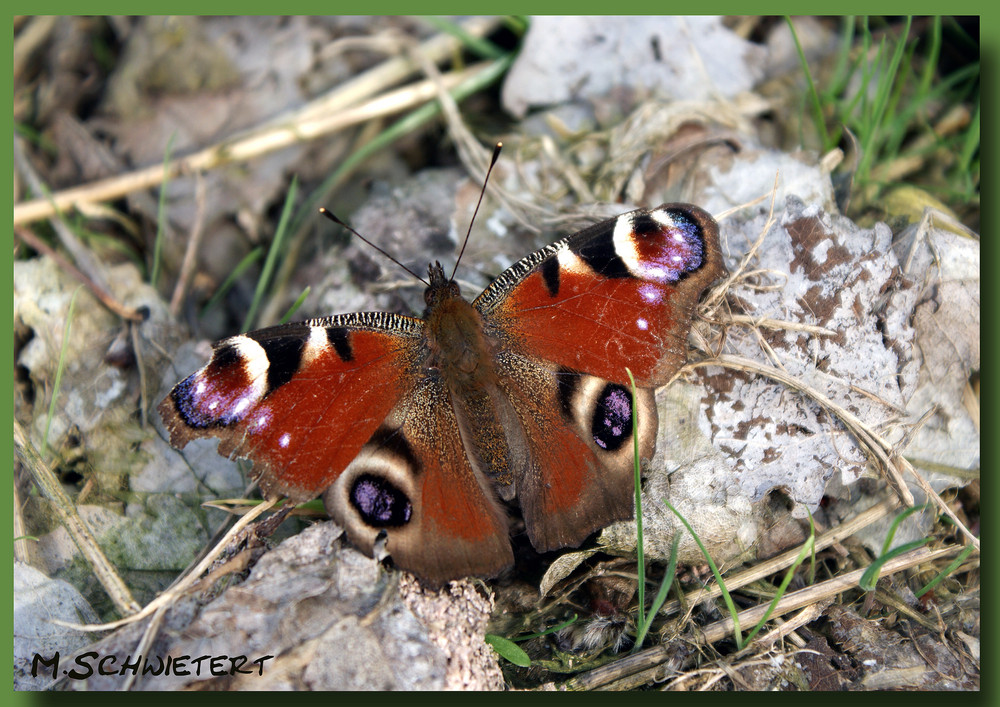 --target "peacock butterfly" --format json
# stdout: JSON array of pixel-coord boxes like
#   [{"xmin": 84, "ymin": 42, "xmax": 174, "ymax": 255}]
[{"xmin": 159, "ymin": 180, "xmax": 725, "ymax": 584}]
